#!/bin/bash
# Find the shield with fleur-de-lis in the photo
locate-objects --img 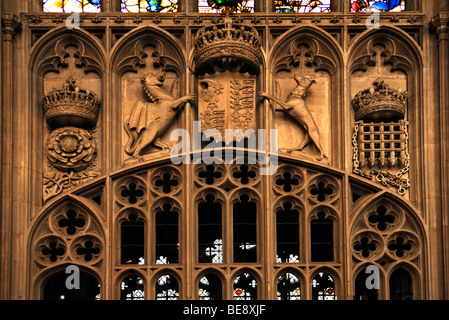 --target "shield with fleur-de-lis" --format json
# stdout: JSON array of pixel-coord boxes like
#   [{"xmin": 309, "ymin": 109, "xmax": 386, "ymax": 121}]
[{"xmin": 198, "ymin": 71, "xmax": 257, "ymax": 142}]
